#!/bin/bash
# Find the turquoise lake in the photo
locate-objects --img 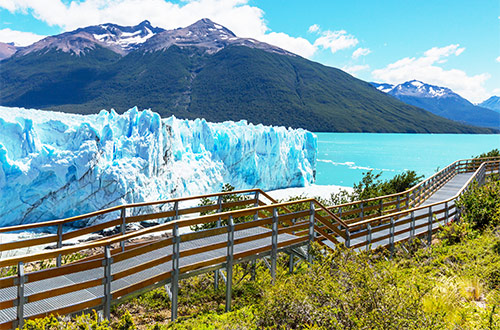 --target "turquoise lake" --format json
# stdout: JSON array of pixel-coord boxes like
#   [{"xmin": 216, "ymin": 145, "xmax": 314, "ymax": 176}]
[{"xmin": 314, "ymin": 133, "xmax": 500, "ymax": 187}]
